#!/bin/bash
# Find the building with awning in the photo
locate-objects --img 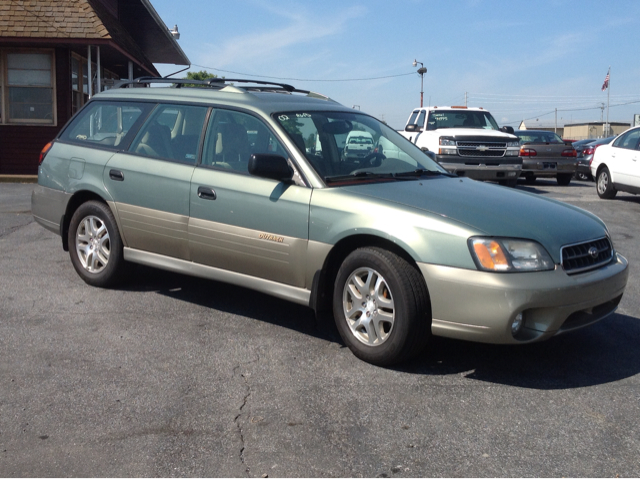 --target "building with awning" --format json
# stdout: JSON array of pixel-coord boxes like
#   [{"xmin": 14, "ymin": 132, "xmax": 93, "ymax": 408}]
[{"xmin": 0, "ymin": 0, "xmax": 190, "ymax": 174}]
